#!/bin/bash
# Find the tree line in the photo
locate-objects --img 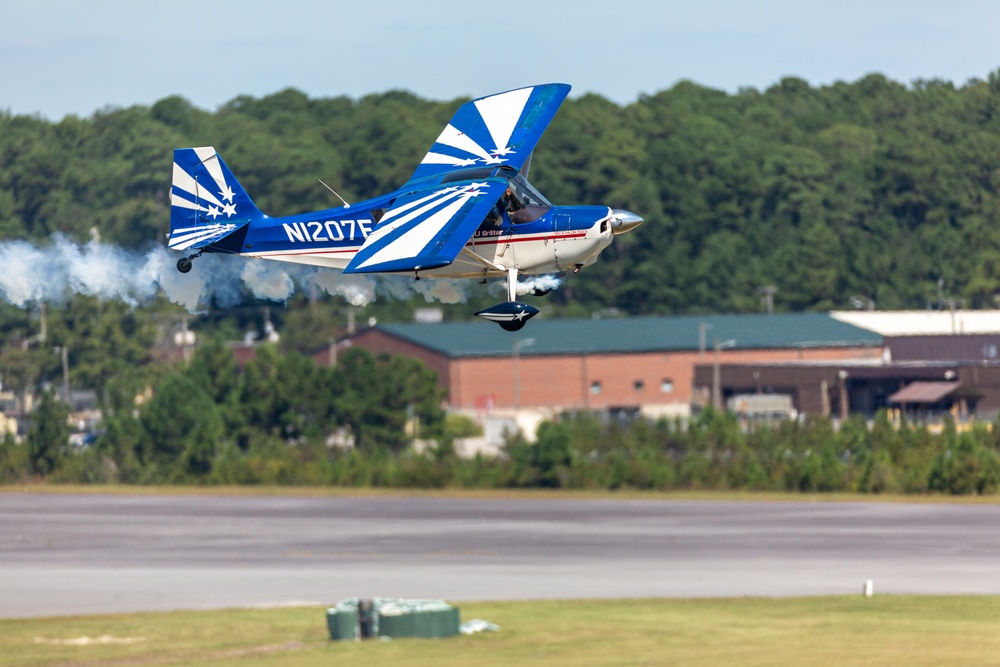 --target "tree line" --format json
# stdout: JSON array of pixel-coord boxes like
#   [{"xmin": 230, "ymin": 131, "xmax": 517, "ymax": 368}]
[
  {"xmin": 4, "ymin": 73, "xmax": 1000, "ymax": 493},
  {"xmin": 0, "ymin": 342, "xmax": 446, "ymax": 483},
  {"xmin": 4, "ymin": 73, "xmax": 1000, "ymax": 318},
  {"xmin": 5, "ymin": 388, "xmax": 999, "ymax": 495}
]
